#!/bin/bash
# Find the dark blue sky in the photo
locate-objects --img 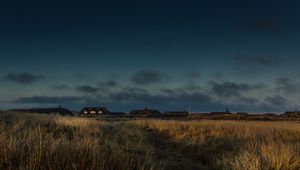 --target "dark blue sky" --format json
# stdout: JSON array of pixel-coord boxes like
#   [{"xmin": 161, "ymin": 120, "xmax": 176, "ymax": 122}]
[{"xmin": 1, "ymin": 0, "xmax": 300, "ymax": 112}]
